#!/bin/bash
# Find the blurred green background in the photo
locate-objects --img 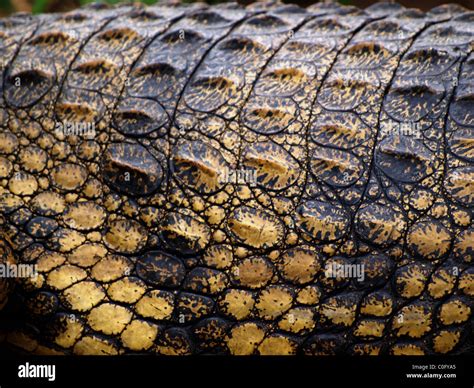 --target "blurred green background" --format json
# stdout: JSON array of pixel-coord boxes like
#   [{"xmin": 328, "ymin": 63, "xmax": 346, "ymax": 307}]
[{"xmin": 0, "ymin": 0, "xmax": 472, "ymax": 17}]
